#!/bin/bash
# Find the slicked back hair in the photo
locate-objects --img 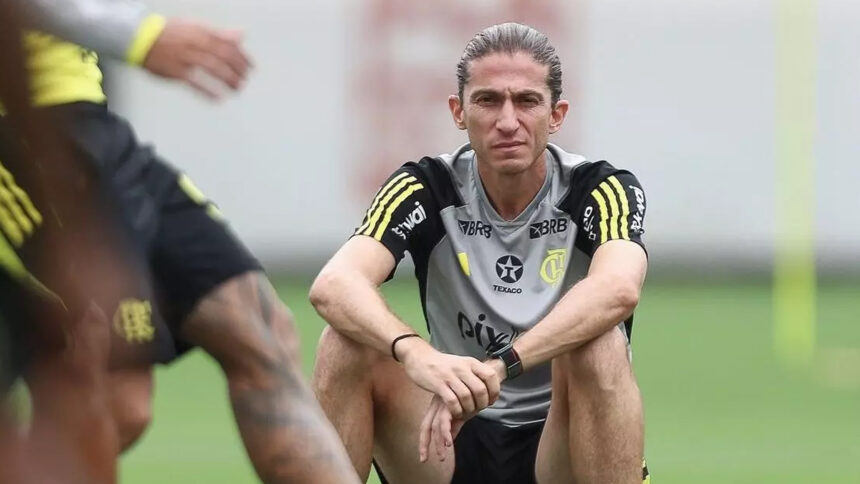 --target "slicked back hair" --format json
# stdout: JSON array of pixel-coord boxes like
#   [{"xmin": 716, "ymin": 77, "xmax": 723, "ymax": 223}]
[{"xmin": 456, "ymin": 23, "xmax": 563, "ymax": 106}]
